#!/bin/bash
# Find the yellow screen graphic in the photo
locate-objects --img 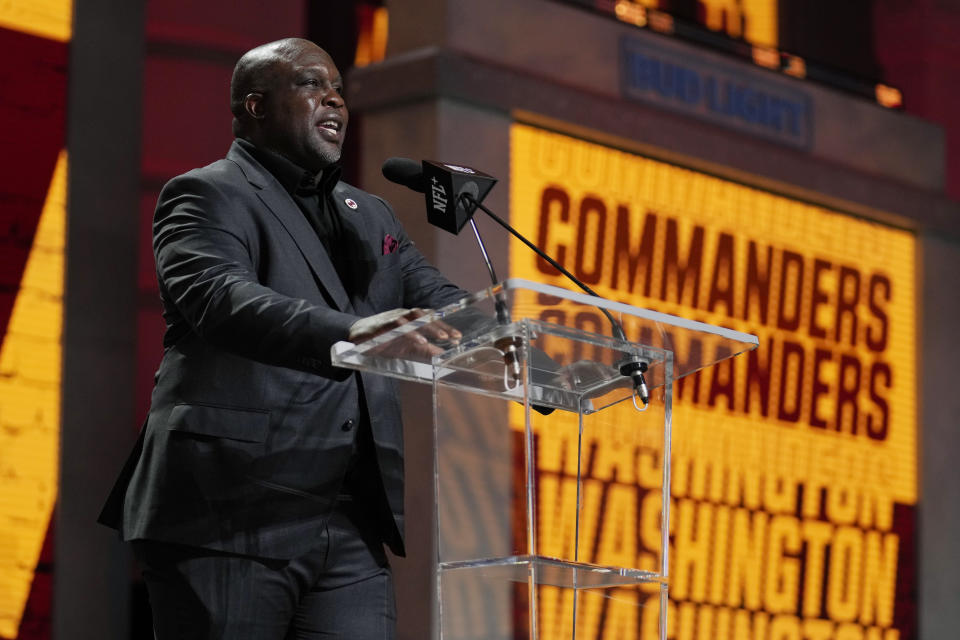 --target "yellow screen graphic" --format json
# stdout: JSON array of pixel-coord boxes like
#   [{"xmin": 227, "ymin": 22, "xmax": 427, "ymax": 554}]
[
  {"xmin": 0, "ymin": 151, "xmax": 66, "ymax": 638},
  {"xmin": 0, "ymin": 0, "xmax": 72, "ymax": 42},
  {"xmin": 509, "ymin": 124, "xmax": 914, "ymax": 639},
  {"xmin": 700, "ymin": 0, "xmax": 777, "ymax": 46}
]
